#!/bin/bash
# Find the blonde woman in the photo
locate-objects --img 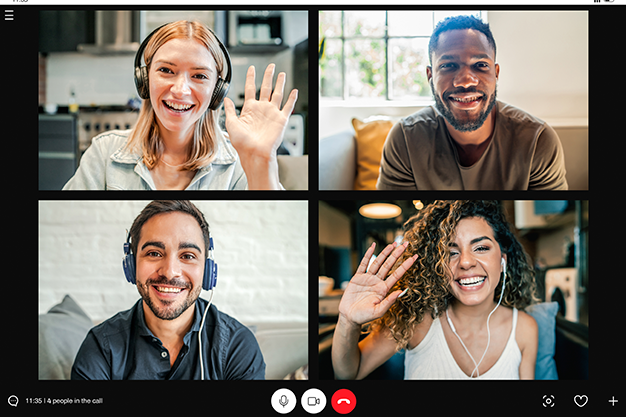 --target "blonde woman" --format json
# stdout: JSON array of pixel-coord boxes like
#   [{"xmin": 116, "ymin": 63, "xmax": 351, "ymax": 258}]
[{"xmin": 63, "ymin": 20, "xmax": 298, "ymax": 190}]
